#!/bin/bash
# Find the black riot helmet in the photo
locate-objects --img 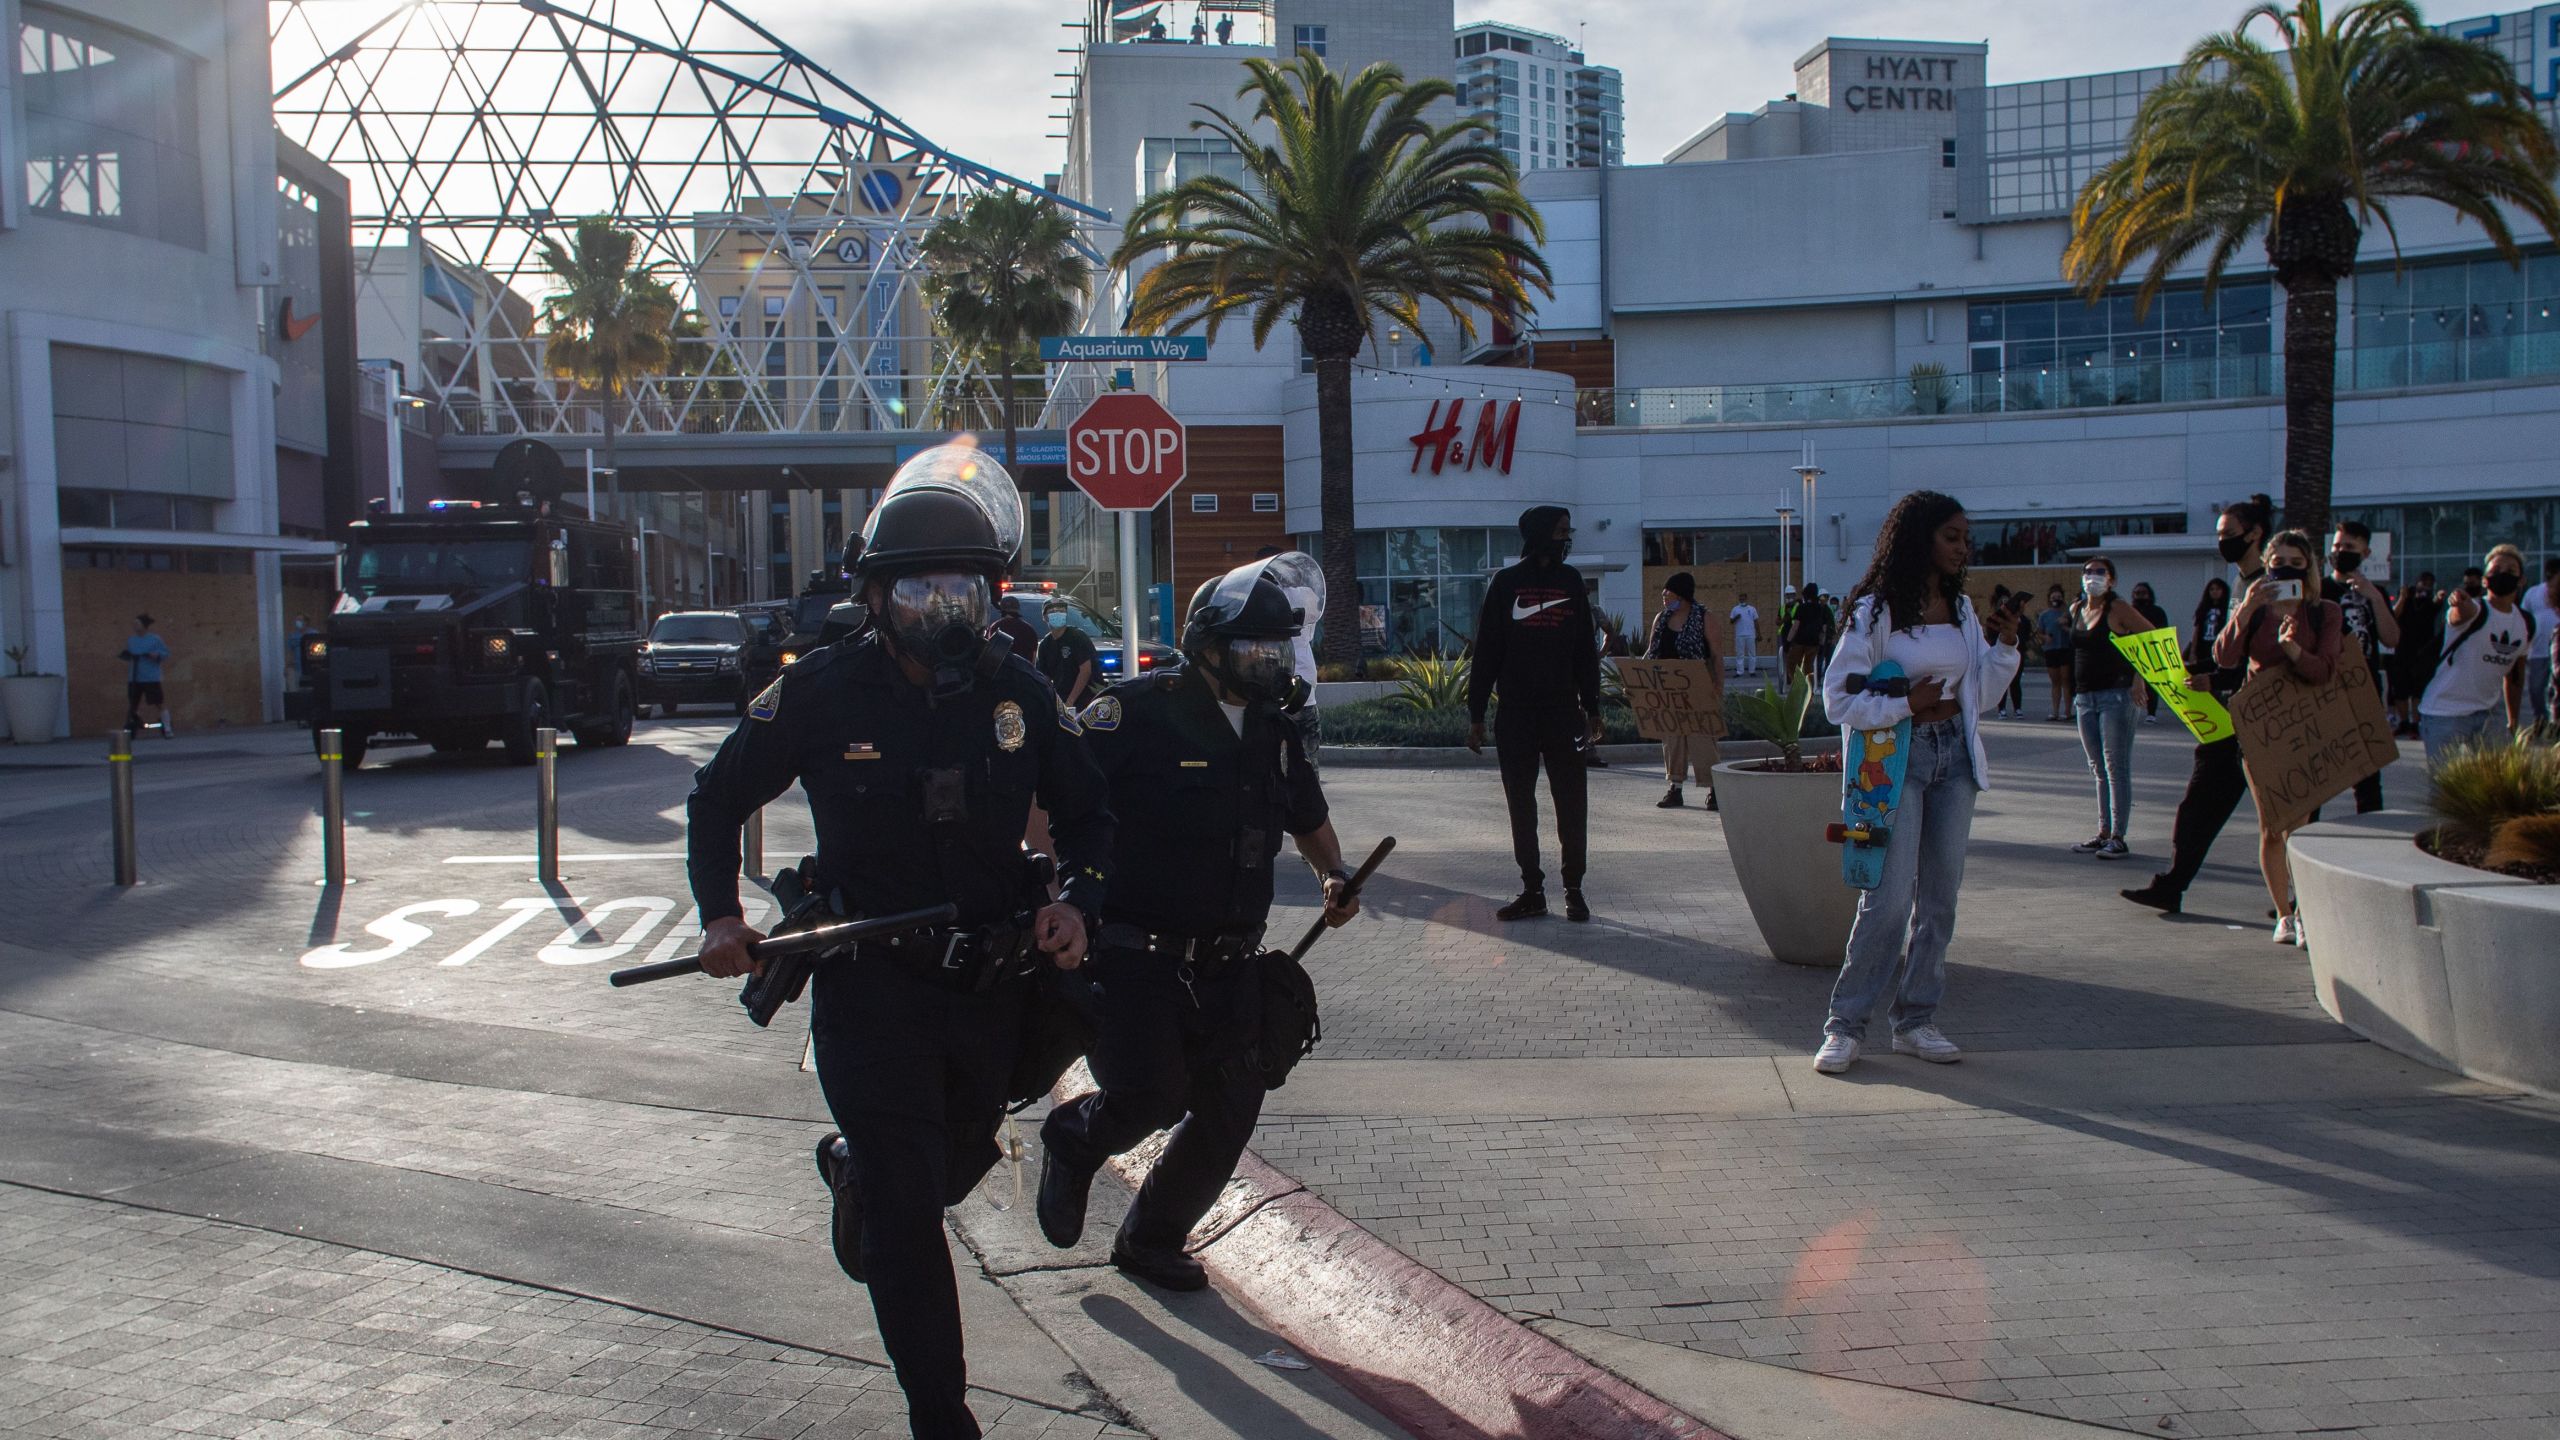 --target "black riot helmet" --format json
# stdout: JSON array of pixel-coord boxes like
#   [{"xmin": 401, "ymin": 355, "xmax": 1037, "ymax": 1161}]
[
  {"xmin": 1181, "ymin": 557, "xmax": 1306, "ymax": 707},
  {"xmin": 855, "ymin": 444, "xmax": 1026, "ymax": 697}
]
